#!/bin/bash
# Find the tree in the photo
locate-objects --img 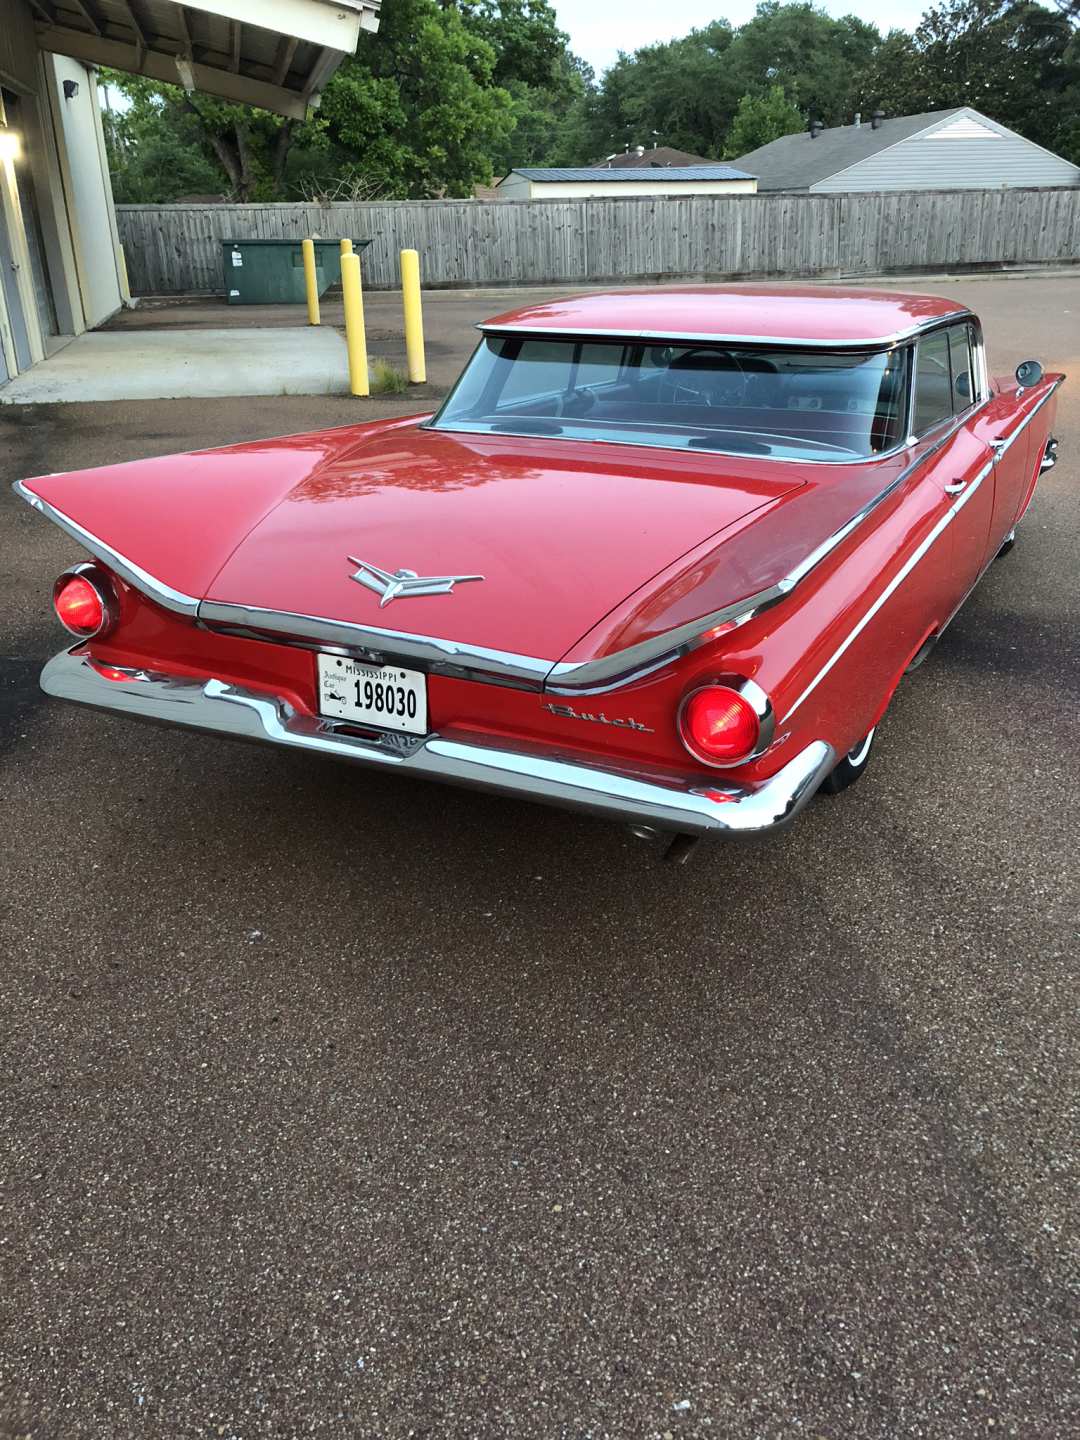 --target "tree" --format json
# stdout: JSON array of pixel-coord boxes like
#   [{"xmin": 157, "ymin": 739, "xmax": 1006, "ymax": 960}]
[
  {"xmin": 724, "ymin": 85, "xmax": 804, "ymax": 157},
  {"xmin": 724, "ymin": 3, "xmax": 881, "ymax": 127},
  {"xmin": 568, "ymin": 4, "xmax": 885, "ymax": 163},
  {"xmin": 864, "ymin": 1, "xmax": 1080, "ymax": 162},
  {"xmin": 580, "ymin": 23, "xmax": 741, "ymax": 160}
]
